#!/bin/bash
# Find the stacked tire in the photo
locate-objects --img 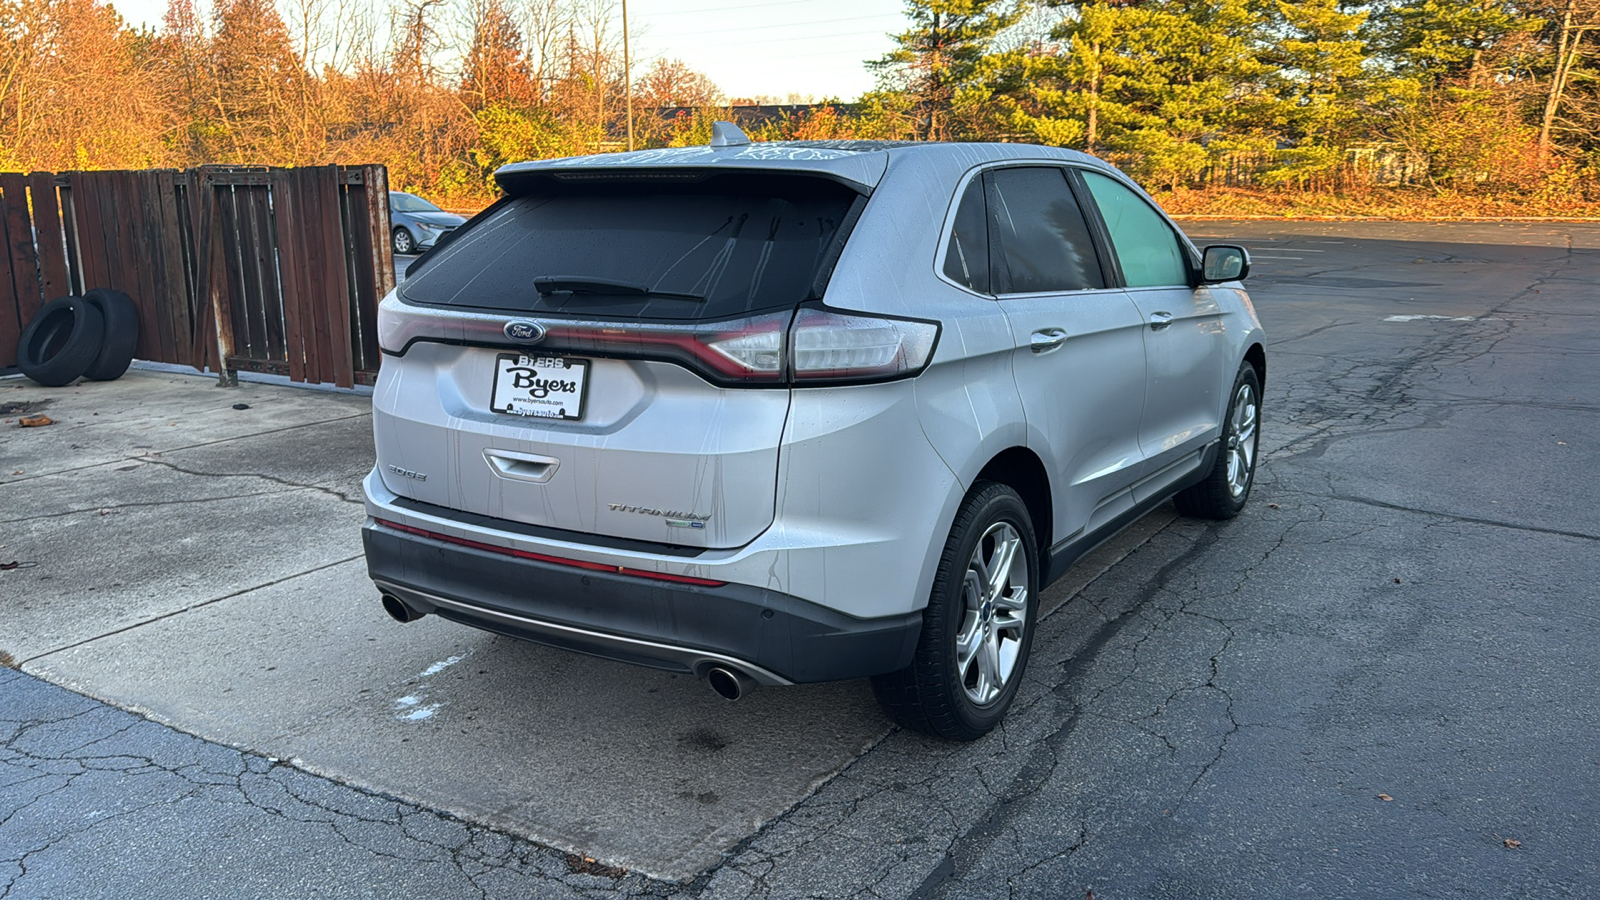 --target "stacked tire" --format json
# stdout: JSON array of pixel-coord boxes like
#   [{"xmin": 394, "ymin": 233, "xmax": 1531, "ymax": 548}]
[{"xmin": 15, "ymin": 289, "xmax": 139, "ymax": 387}]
